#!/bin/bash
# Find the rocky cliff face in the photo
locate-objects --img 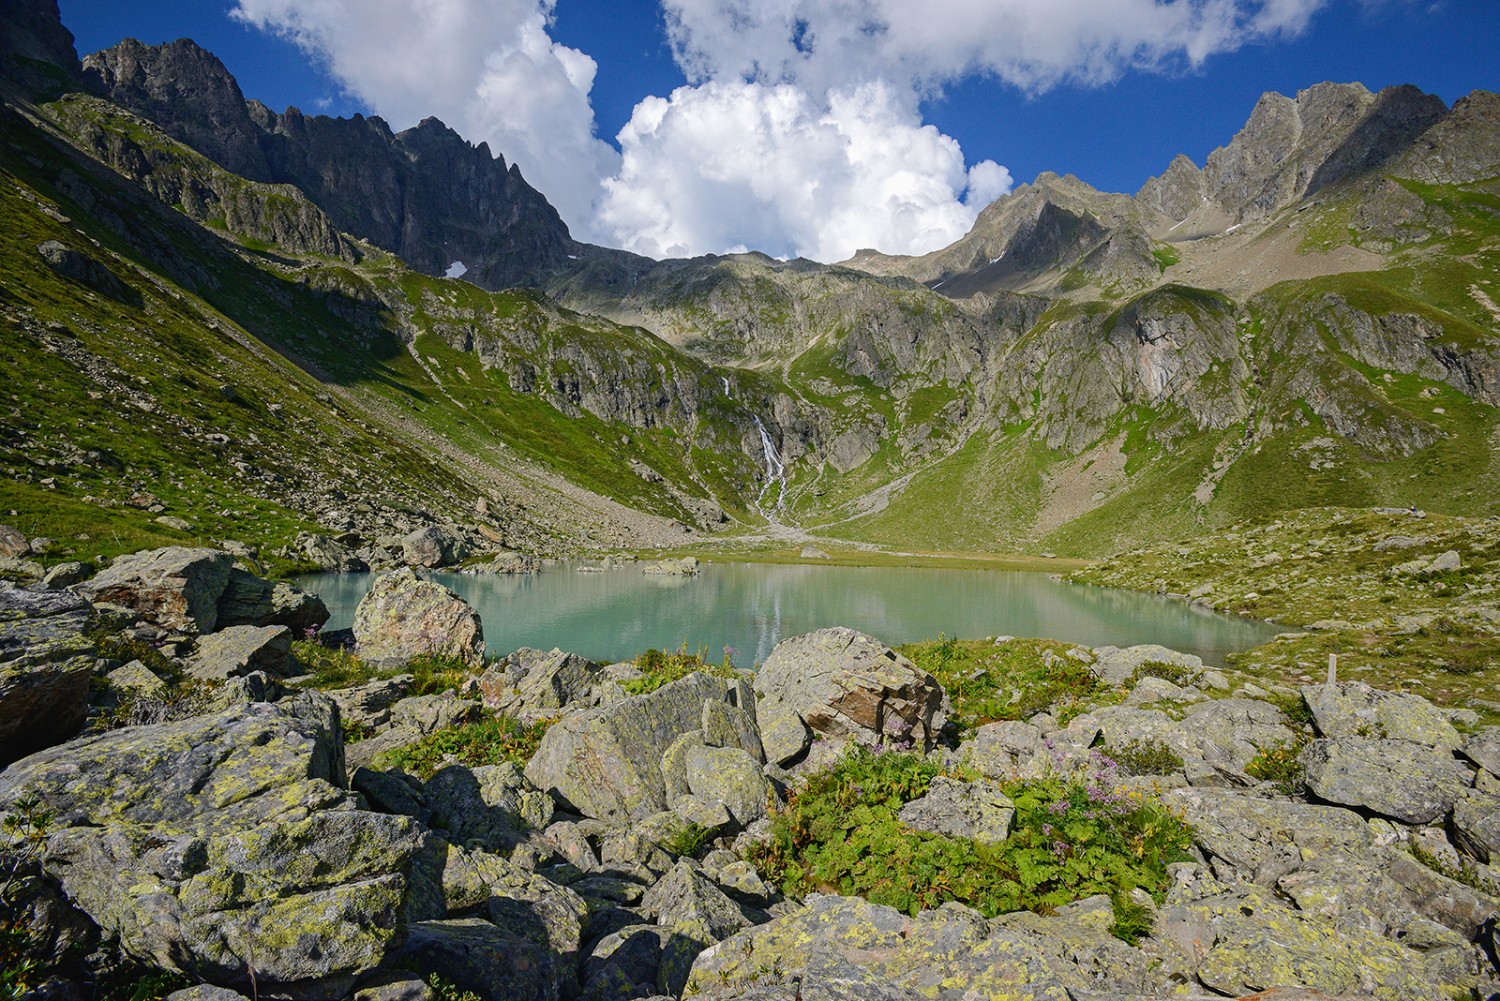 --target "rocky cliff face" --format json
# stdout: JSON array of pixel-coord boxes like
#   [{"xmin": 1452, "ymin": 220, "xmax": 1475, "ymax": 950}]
[
  {"xmin": 85, "ymin": 38, "xmax": 576, "ymax": 290},
  {"xmin": 0, "ymin": 0, "xmax": 81, "ymax": 97}
]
